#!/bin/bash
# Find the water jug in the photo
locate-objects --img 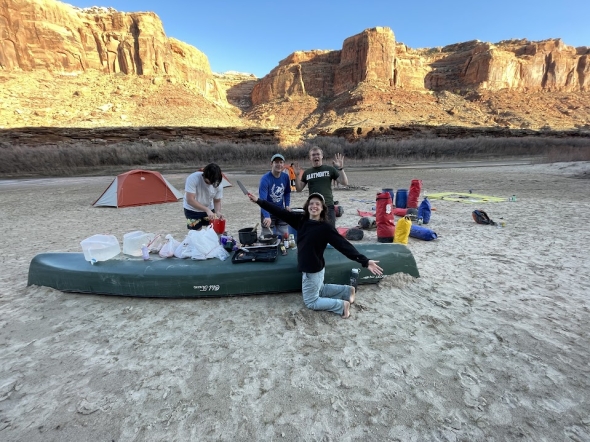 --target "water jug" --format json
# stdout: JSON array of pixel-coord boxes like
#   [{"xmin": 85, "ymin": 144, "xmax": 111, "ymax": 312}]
[
  {"xmin": 123, "ymin": 231, "xmax": 151, "ymax": 256},
  {"xmin": 80, "ymin": 234, "xmax": 121, "ymax": 263}
]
